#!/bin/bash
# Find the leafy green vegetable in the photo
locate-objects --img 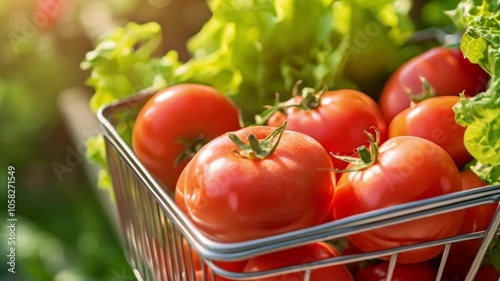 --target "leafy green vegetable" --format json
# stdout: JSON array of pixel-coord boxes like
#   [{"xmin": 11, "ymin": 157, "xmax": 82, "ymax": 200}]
[
  {"xmin": 450, "ymin": 0, "xmax": 499, "ymax": 185},
  {"xmin": 82, "ymin": 0, "xmax": 416, "ymax": 195},
  {"xmin": 178, "ymin": 0, "xmax": 414, "ymax": 118},
  {"xmin": 81, "ymin": 22, "xmax": 181, "ymax": 113},
  {"xmin": 81, "ymin": 22, "xmax": 182, "ymax": 192}
]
